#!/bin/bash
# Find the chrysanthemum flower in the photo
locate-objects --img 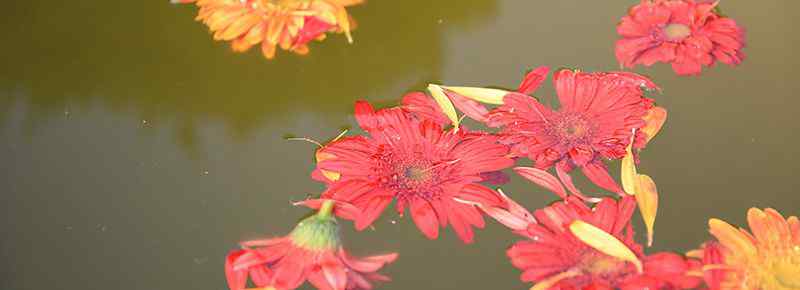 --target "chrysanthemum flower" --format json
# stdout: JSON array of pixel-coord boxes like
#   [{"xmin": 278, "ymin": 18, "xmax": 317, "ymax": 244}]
[
  {"xmin": 507, "ymin": 196, "xmax": 700, "ymax": 290},
  {"xmin": 175, "ymin": 0, "xmax": 361, "ymax": 59},
  {"xmin": 224, "ymin": 200, "xmax": 398, "ymax": 290},
  {"xmin": 701, "ymin": 208, "xmax": 800, "ymax": 290},
  {"xmin": 487, "ymin": 69, "xmax": 657, "ymax": 196},
  {"xmin": 314, "ymin": 101, "xmax": 515, "ymax": 243},
  {"xmin": 616, "ymin": 0, "xmax": 746, "ymax": 76}
]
